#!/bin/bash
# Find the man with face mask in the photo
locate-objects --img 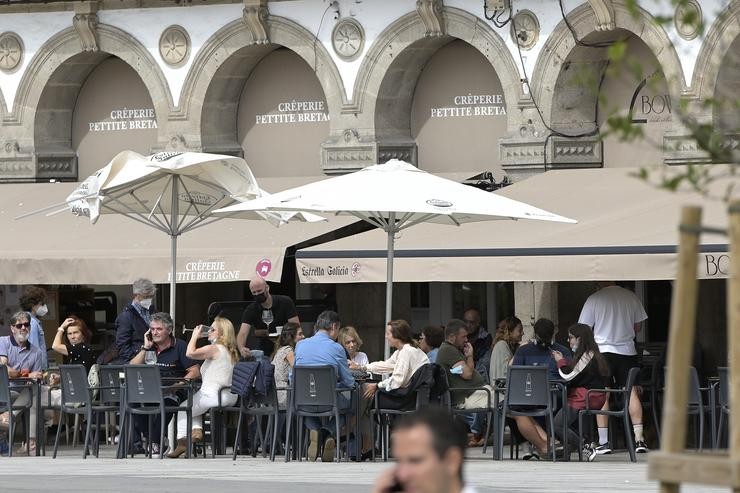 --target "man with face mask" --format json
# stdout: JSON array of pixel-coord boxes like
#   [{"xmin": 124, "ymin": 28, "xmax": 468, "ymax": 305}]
[
  {"xmin": 237, "ymin": 276, "xmax": 300, "ymax": 358},
  {"xmin": 113, "ymin": 278, "xmax": 157, "ymax": 364},
  {"xmin": 0, "ymin": 311, "xmax": 44, "ymax": 454},
  {"xmin": 19, "ymin": 286, "xmax": 49, "ymax": 370}
]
